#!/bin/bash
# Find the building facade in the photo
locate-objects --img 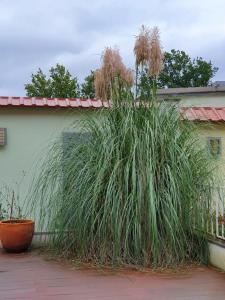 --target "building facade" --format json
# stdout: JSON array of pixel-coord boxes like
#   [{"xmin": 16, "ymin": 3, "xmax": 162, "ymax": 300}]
[
  {"xmin": 158, "ymin": 86, "xmax": 225, "ymax": 181},
  {"xmin": 1, "ymin": 89, "xmax": 225, "ymax": 209}
]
